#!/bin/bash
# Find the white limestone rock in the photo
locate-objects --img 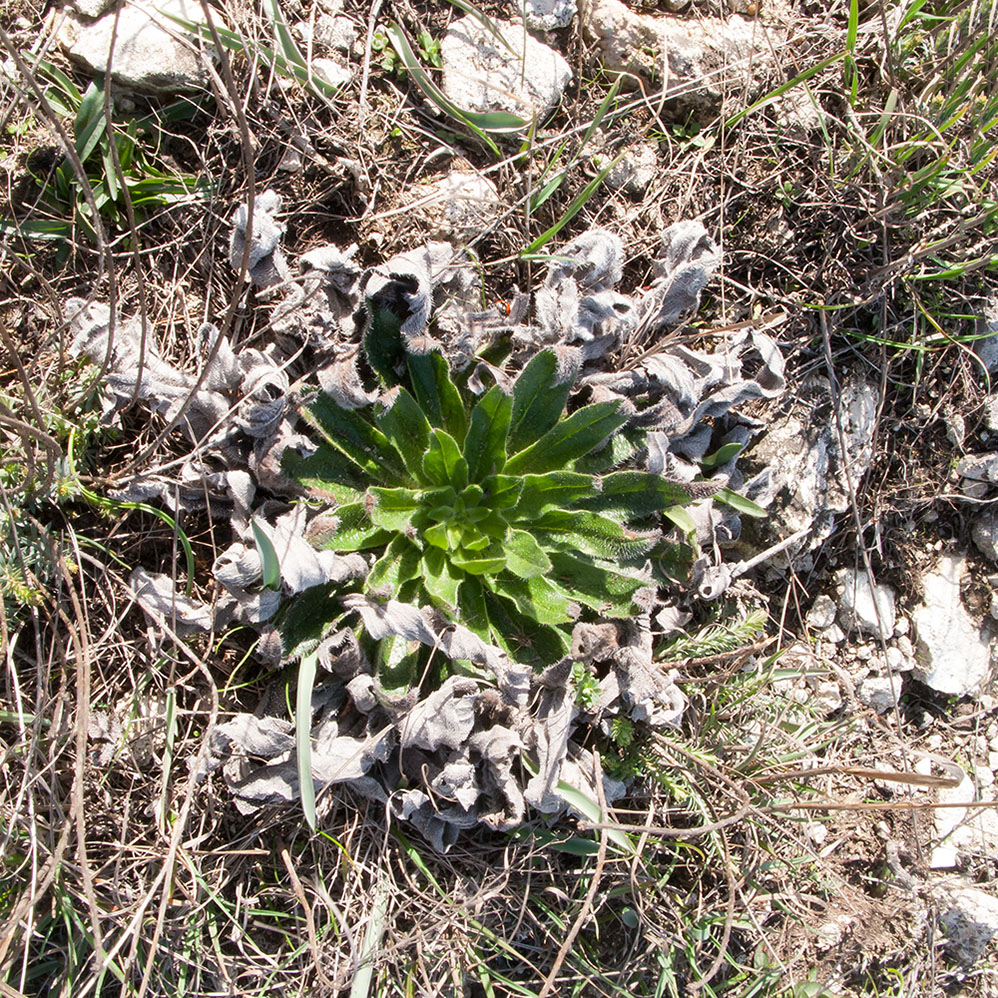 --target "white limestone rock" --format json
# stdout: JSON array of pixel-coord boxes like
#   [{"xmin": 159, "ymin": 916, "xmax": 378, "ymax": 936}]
[
  {"xmin": 418, "ymin": 170, "xmax": 502, "ymax": 242},
  {"xmin": 855, "ymin": 675, "xmax": 900, "ymax": 714},
  {"xmin": 834, "ymin": 567, "xmax": 896, "ymax": 640},
  {"xmin": 522, "ymin": 0, "xmax": 577, "ymax": 30},
  {"xmin": 806, "ymin": 593, "xmax": 837, "ymax": 630},
  {"xmin": 441, "ymin": 14, "xmax": 572, "ymax": 122},
  {"xmin": 598, "ymin": 141, "xmax": 658, "ymax": 196},
  {"xmin": 912, "ymin": 554, "xmax": 992, "ymax": 697},
  {"xmin": 937, "ymin": 883, "xmax": 998, "ymax": 966},
  {"xmin": 584, "ymin": 0, "xmax": 772, "ymax": 112},
  {"xmin": 59, "ymin": 0, "xmax": 224, "ymax": 93}
]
